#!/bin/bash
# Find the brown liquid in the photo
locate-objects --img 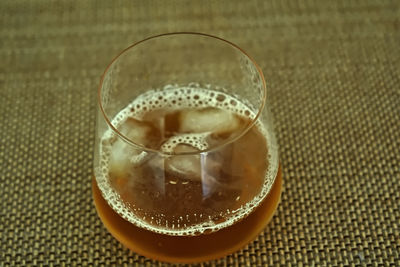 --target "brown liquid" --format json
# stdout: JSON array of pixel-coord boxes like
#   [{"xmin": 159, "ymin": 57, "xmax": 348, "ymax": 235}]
[
  {"xmin": 102, "ymin": 106, "xmax": 274, "ymax": 234},
  {"xmin": 93, "ymin": 165, "xmax": 281, "ymax": 263},
  {"xmin": 94, "ymin": 90, "xmax": 281, "ymax": 262}
]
